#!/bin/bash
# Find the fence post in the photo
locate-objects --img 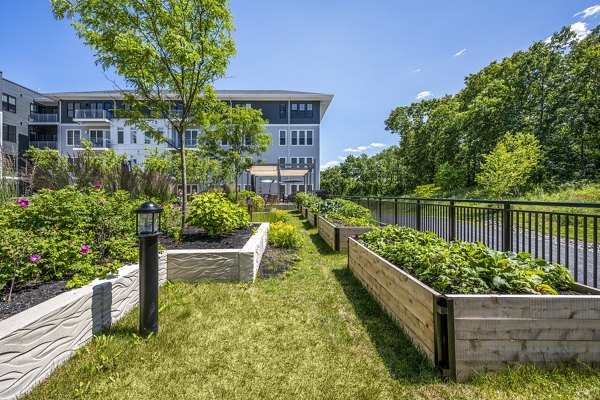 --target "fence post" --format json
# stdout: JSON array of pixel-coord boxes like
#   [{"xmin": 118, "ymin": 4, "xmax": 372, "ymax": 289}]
[
  {"xmin": 394, "ymin": 198, "xmax": 398, "ymax": 226},
  {"xmin": 378, "ymin": 197, "xmax": 382, "ymax": 223},
  {"xmin": 449, "ymin": 201, "xmax": 456, "ymax": 241},
  {"xmin": 502, "ymin": 203, "xmax": 511, "ymax": 252},
  {"xmin": 416, "ymin": 199, "xmax": 422, "ymax": 231}
]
